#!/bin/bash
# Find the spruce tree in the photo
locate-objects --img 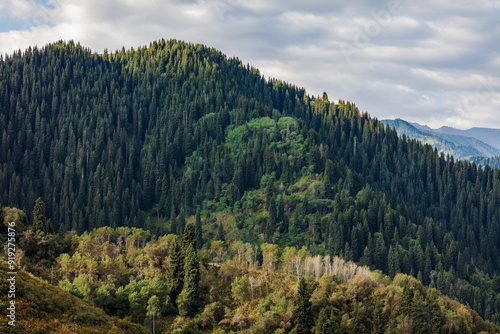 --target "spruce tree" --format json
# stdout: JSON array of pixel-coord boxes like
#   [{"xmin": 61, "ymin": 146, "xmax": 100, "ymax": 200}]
[
  {"xmin": 277, "ymin": 194, "xmax": 285, "ymax": 233},
  {"xmin": 265, "ymin": 178, "xmax": 274, "ymax": 211},
  {"xmin": 166, "ymin": 236, "xmax": 183, "ymax": 312},
  {"xmin": 0, "ymin": 202, "xmax": 4, "ymax": 225},
  {"xmin": 266, "ymin": 196, "xmax": 277, "ymax": 241},
  {"xmin": 0, "ymin": 203, "xmax": 5, "ymax": 235},
  {"xmin": 315, "ymin": 306, "xmax": 335, "ymax": 334},
  {"xmin": 170, "ymin": 203, "xmax": 177, "ymax": 235},
  {"xmin": 323, "ymin": 159, "xmax": 335, "ymax": 199},
  {"xmin": 292, "ymin": 277, "xmax": 313, "ymax": 334},
  {"xmin": 33, "ymin": 197, "xmax": 52, "ymax": 234},
  {"xmin": 177, "ymin": 210, "xmax": 186, "ymax": 236},
  {"xmin": 400, "ymin": 284, "xmax": 414, "ymax": 316},
  {"xmin": 216, "ymin": 222, "xmax": 225, "ymax": 242},
  {"xmin": 195, "ymin": 207, "xmax": 203, "ymax": 249},
  {"xmin": 177, "ymin": 243, "xmax": 200, "ymax": 317},
  {"xmin": 182, "ymin": 223, "xmax": 197, "ymax": 256}
]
